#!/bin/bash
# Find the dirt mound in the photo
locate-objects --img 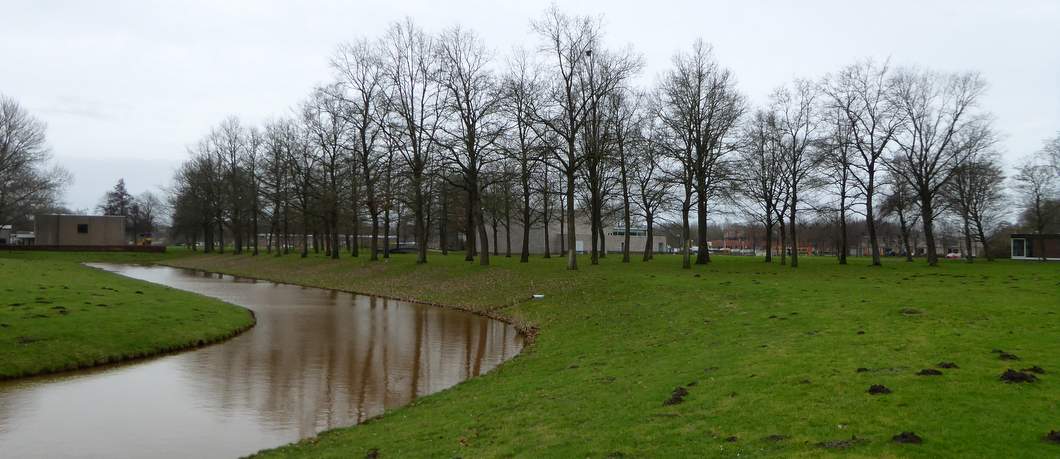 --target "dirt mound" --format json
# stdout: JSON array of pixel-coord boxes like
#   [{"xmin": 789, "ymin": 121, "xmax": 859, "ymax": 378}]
[
  {"xmin": 1045, "ymin": 430, "xmax": 1060, "ymax": 444},
  {"xmin": 1021, "ymin": 366, "xmax": 1046, "ymax": 374},
  {"xmin": 764, "ymin": 434, "xmax": 789, "ymax": 442},
  {"xmin": 868, "ymin": 384, "xmax": 891, "ymax": 395},
  {"xmin": 723, "ymin": 436, "xmax": 738, "ymax": 442},
  {"xmin": 999, "ymin": 352, "xmax": 1021, "ymax": 361},
  {"xmin": 892, "ymin": 432, "xmax": 923, "ymax": 444},
  {"xmin": 856, "ymin": 367, "xmax": 870, "ymax": 373},
  {"xmin": 937, "ymin": 362, "xmax": 959, "ymax": 369},
  {"xmin": 916, "ymin": 369, "xmax": 943, "ymax": 376},
  {"xmin": 365, "ymin": 448, "xmax": 379, "ymax": 459},
  {"xmin": 664, "ymin": 386, "xmax": 689, "ymax": 405},
  {"xmin": 1000, "ymin": 369, "xmax": 1037, "ymax": 383},
  {"xmin": 816, "ymin": 436, "xmax": 867, "ymax": 449}
]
